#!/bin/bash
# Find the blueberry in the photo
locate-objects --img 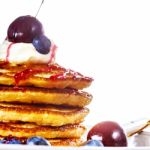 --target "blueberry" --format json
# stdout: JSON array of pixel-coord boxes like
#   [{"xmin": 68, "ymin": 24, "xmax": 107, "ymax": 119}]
[
  {"xmin": 27, "ymin": 136, "xmax": 50, "ymax": 146},
  {"xmin": 0, "ymin": 137, "xmax": 21, "ymax": 144},
  {"xmin": 0, "ymin": 139, "xmax": 6, "ymax": 144},
  {"xmin": 32, "ymin": 35, "xmax": 51, "ymax": 54},
  {"xmin": 7, "ymin": 138, "xmax": 21, "ymax": 144},
  {"xmin": 85, "ymin": 139, "xmax": 104, "ymax": 147}
]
